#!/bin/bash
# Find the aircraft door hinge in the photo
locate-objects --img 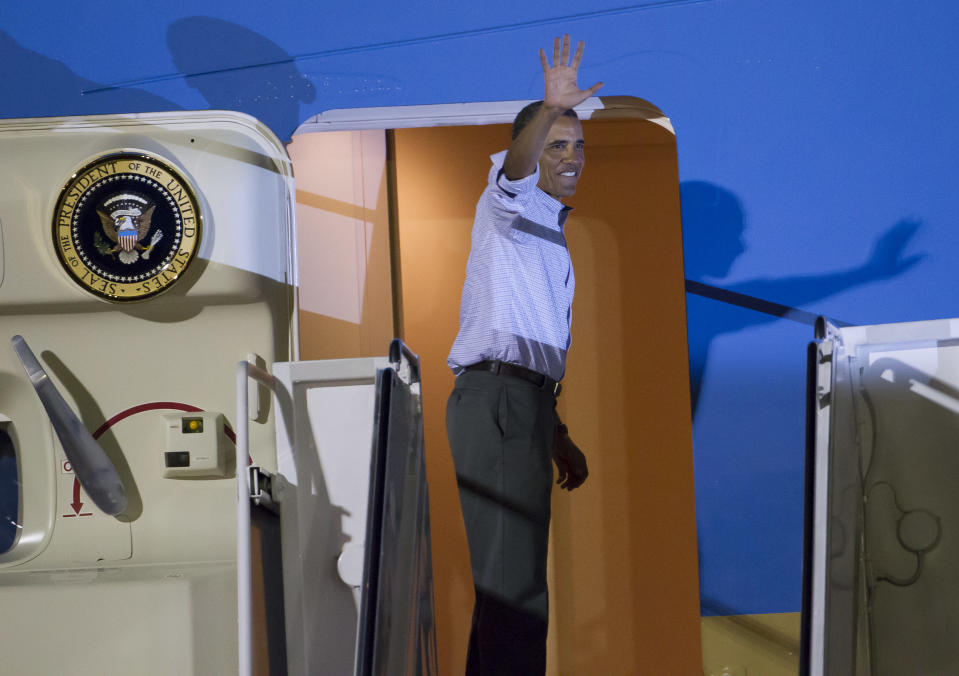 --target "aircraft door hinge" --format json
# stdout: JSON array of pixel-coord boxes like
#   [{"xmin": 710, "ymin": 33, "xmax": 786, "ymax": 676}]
[{"xmin": 248, "ymin": 465, "xmax": 278, "ymax": 514}]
